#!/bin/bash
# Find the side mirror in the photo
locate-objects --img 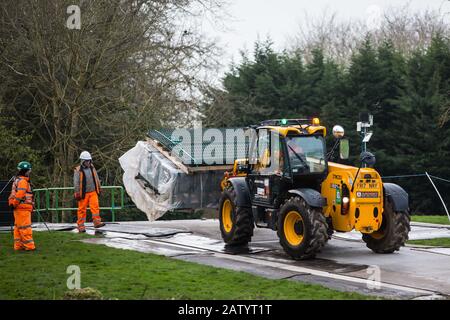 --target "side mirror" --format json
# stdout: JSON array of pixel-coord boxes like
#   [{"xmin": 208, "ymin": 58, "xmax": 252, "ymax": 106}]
[
  {"xmin": 332, "ymin": 125, "xmax": 345, "ymax": 139},
  {"xmin": 360, "ymin": 151, "xmax": 376, "ymax": 166},
  {"xmin": 339, "ymin": 139, "xmax": 349, "ymax": 160}
]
